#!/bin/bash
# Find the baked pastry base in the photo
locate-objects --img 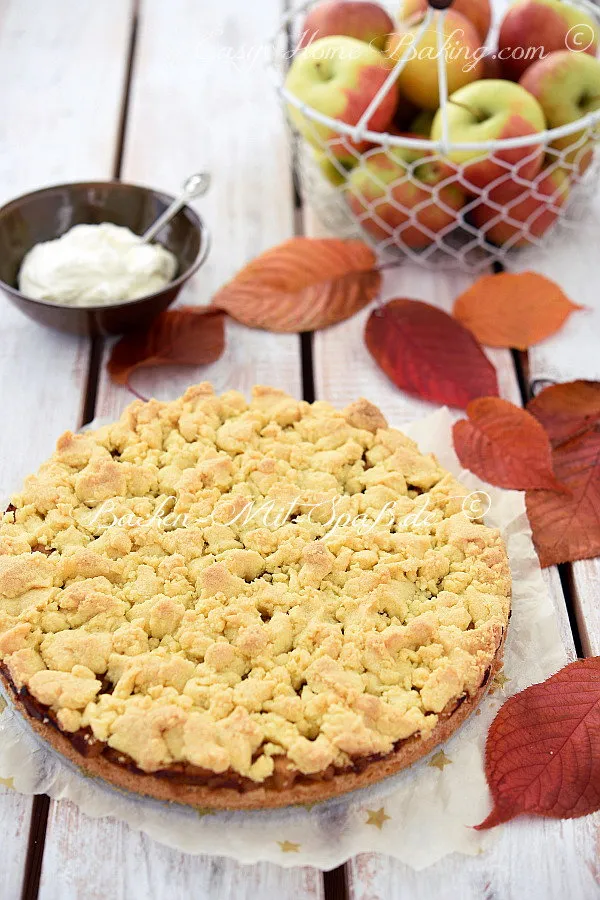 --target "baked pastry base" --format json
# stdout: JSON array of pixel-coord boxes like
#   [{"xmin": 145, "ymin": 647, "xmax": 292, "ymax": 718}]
[{"xmin": 1, "ymin": 632, "xmax": 504, "ymax": 810}]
